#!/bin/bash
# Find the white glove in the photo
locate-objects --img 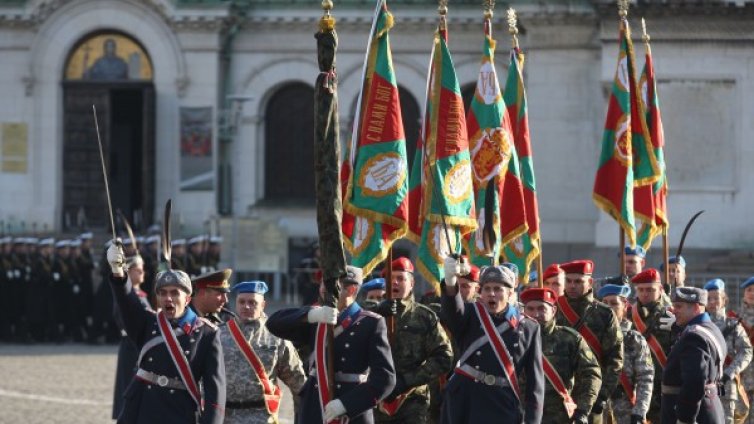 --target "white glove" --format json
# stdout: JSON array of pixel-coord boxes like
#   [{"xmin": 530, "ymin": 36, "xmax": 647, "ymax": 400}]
[
  {"xmin": 324, "ymin": 399, "xmax": 346, "ymax": 422},
  {"xmin": 443, "ymin": 256, "xmax": 460, "ymax": 287},
  {"xmin": 307, "ymin": 306, "xmax": 338, "ymax": 325},
  {"xmin": 107, "ymin": 240, "xmax": 125, "ymax": 276},
  {"xmin": 659, "ymin": 310, "xmax": 676, "ymax": 331}
]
